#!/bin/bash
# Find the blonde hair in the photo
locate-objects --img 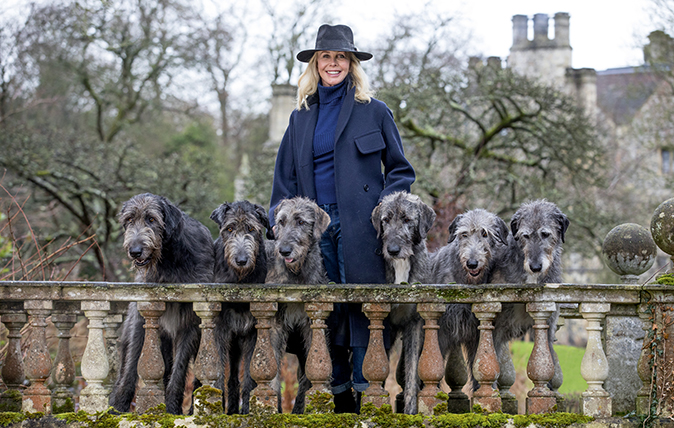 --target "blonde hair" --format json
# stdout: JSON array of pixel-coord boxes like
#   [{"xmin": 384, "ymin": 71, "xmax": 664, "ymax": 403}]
[{"xmin": 296, "ymin": 52, "xmax": 374, "ymax": 110}]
